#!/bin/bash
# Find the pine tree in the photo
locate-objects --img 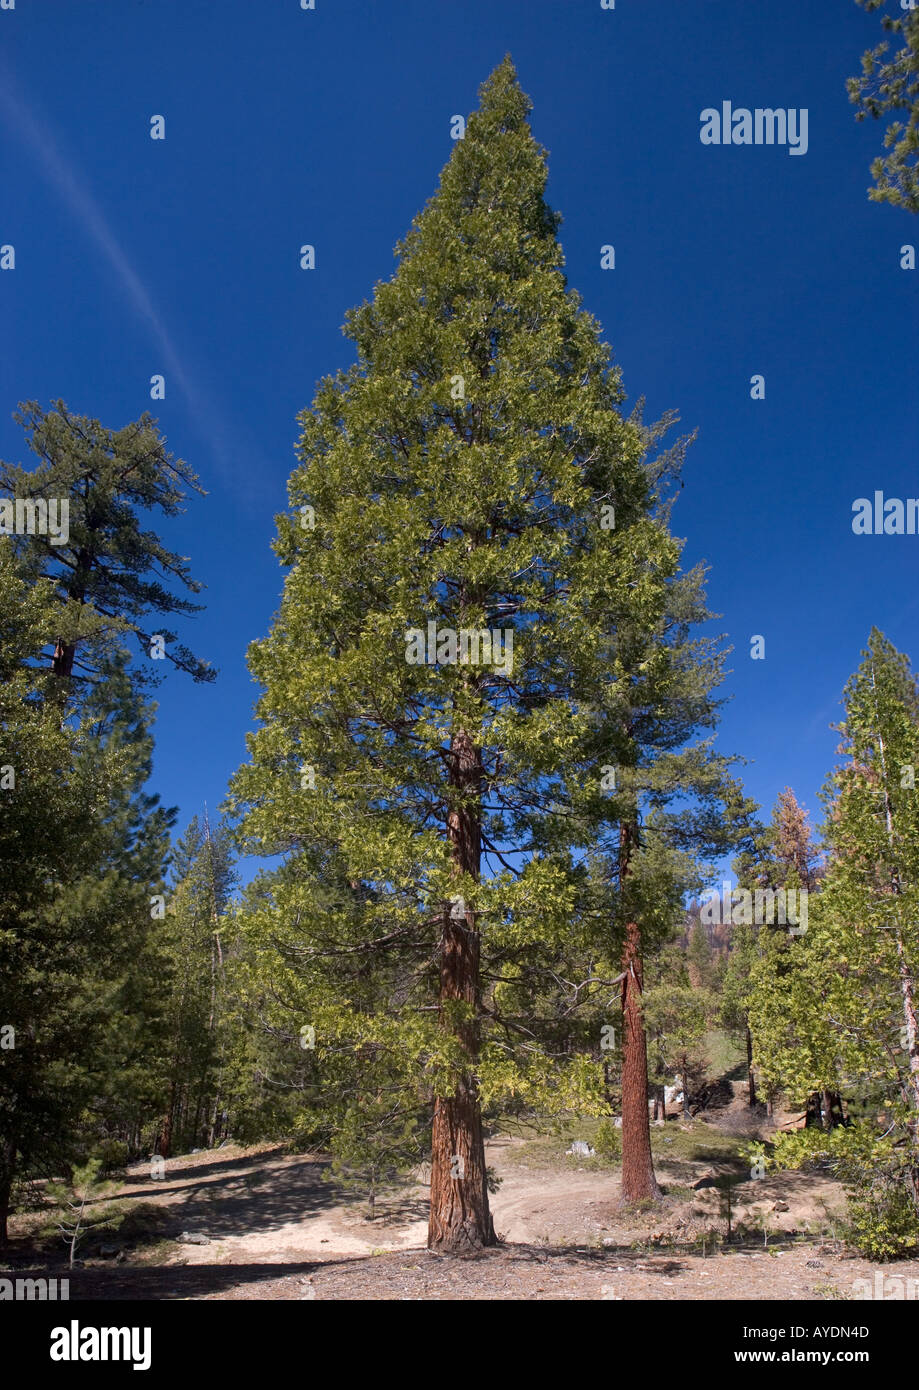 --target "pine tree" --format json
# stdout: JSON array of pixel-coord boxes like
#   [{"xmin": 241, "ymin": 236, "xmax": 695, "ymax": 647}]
[
  {"xmin": 231, "ymin": 58, "xmax": 752, "ymax": 1240},
  {"xmin": 0, "ymin": 548, "xmax": 166, "ymax": 1240},
  {"xmin": 0, "ymin": 400, "xmax": 214, "ymax": 685},
  {"xmin": 562, "ymin": 581, "xmax": 755, "ymax": 1202},
  {"xmin": 720, "ymin": 922, "xmax": 760, "ymax": 1107},
  {"xmin": 646, "ymin": 941, "xmax": 713, "ymax": 1123},
  {"xmin": 687, "ymin": 919, "xmax": 715, "ymax": 991},
  {"xmin": 725, "ymin": 787, "xmax": 820, "ymax": 1116},
  {"xmin": 848, "ymin": 0, "xmax": 919, "ymax": 213},
  {"xmin": 750, "ymin": 632, "xmax": 919, "ymax": 1256},
  {"xmin": 0, "ymin": 402, "xmax": 212, "ymax": 1239},
  {"xmin": 770, "ymin": 788, "xmax": 821, "ymax": 891},
  {"xmin": 154, "ymin": 815, "xmax": 237, "ymax": 1157}
]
